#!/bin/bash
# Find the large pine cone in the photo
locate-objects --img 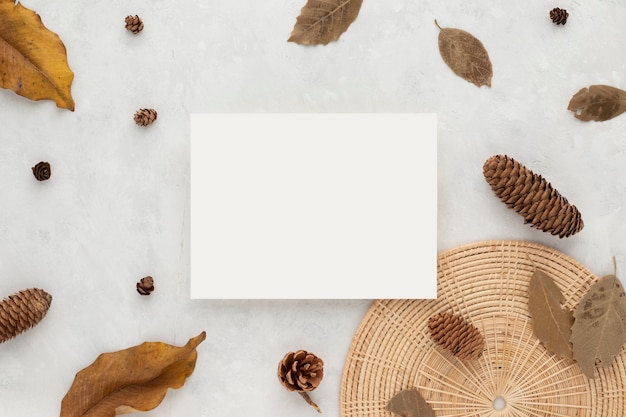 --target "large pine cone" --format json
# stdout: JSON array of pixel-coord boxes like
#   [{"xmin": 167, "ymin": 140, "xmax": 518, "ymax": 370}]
[
  {"xmin": 428, "ymin": 312, "xmax": 484, "ymax": 360},
  {"xmin": 0, "ymin": 288, "xmax": 52, "ymax": 343},
  {"xmin": 483, "ymin": 154, "xmax": 583, "ymax": 238}
]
